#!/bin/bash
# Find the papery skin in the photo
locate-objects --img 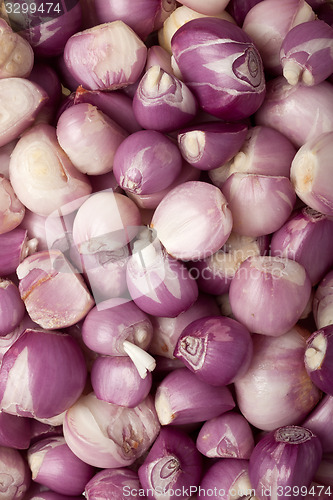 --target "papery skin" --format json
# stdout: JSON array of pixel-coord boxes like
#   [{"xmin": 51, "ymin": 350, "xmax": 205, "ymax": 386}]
[
  {"xmin": 148, "ymin": 293, "xmax": 220, "ymax": 359},
  {"xmin": 27, "ymin": 436, "xmax": 95, "ymax": 496},
  {"xmin": 91, "ymin": 355, "xmax": 152, "ymax": 407},
  {"xmin": 171, "ymin": 17, "xmax": 266, "ymax": 121},
  {"xmin": 126, "ymin": 240, "xmax": 198, "ymax": 318},
  {"xmin": 63, "ymin": 393, "xmax": 160, "ymax": 468},
  {"xmin": 198, "ymin": 458, "xmax": 253, "ymax": 499},
  {"xmin": 196, "ymin": 411, "xmax": 255, "ymax": 459},
  {"xmin": 229, "ymin": 256, "xmax": 312, "ymax": 336},
  {"xmin": 0, "ymin": 445, "xmax": 31, "ymax": 499},
  {"xmin": 0, "ymin": 279, "xmax": 25, "ymax": 336},
  {"xmin": 280, "ymin": 20, "xmax": 333, "ymax": 86},
  {"xmin": 85, "ymin": 468, "xmax": 142, "ymax": 500},
  {"xmin": 19, "ymin": 209, "xmax": 76, "ymax": 253},
  {"xmin": 174, "ymin": 315, "xmax": 253, "ymax": 386},
  {"xmin": 72, "ymin": 191, "xmax": 141, "ymax": 254},
  {"xmin": 64, "ymin": 21, "xmax": 147, "ymax": 91},
  {"xmin": 209, "ymin": 125, "xmax": 296, "ymax": 187},
  {"xmin": 0, "ymin": 78, "xmax": 48, "ymax": 148},
  {"xmin": 0, "ymin": 175, "xmax": 25, "ymax": 234},
  {"xmin": 113, "ymin": 130, "xmax": 182, "ymax": 195},
  {"xmin": 243, "ymin": 0, "xmax": 315, "ymax": 75},
  {"xmin": 271, "ymin": 207, "xmax": 333, "ymax": 285},
  {"xmin": 57, "ymin": 103, "xmax": 128, "ymax": 175},
  {"xmin": 313, "ymin": 270, "xmax": 333, "ymax": 329},
  {"xmin": 221, "ymin": 173, "xmax": 296, "ymax": 237},
  {"xmin": 151, "ymin": 181, "xmax": 233, "ymax": 261},
  {"xmin": 234, "ymin": 327, "xmax": 321, "ymax": 431},
  {"xmin": 177, "ymin": 122, "xmax": 248, "ymax": 171},
  {"xmin": 17, "ymin": 250, "xmax": 94, "ymax": 330},
  {"xmin": 0, "ymin": 228, "xmax": 37, "ymax": 276},
  {"xmin": 138, "ymin": 427, "xmax": 202, "ymax": 499},
  {"xmin": 0, "ymin": 19, "xmax": 34, "ymax": 78},
  {"xmin": 290, "ymin": 131, "xmax": 333, "ymax": 217},
  {"xmin": 154, "ymin": 367, "xmax": 235, "ymax": 425},
  {"xmin": 248, "ymin": 426, "xmax": 323, "ymax": 499},
  {"xmin": 79, "ymin": 246, "xmax": 130, "ymax": 303},
  {"xmin": 9, "ymin": 123, "xmax": 92, "ymax": 217},
  {"xmin": 0, "ymin": 328, "xmax": 87, "ymax": 419},
  {"xmin": 74, "ymin": 85, "xmax": 142, "ymax": 134},
  {"xmin": 133, "ymin": 65, "xmax": 198, "ymax": 132},
  {"xmin": 255, "ymin": 77, "xmax": 333, "ymax": 148},
  {"xmin": 81, "ymin": 297, "xmax": 153, "ymax": 356}
]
